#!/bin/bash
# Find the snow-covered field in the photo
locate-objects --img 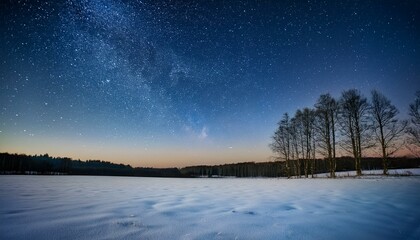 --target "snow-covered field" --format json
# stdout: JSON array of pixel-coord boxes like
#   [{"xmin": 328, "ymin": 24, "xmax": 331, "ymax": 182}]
[{"xmin": 1, "ymin": 175, "xmax": 419, "ymax": 240}]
